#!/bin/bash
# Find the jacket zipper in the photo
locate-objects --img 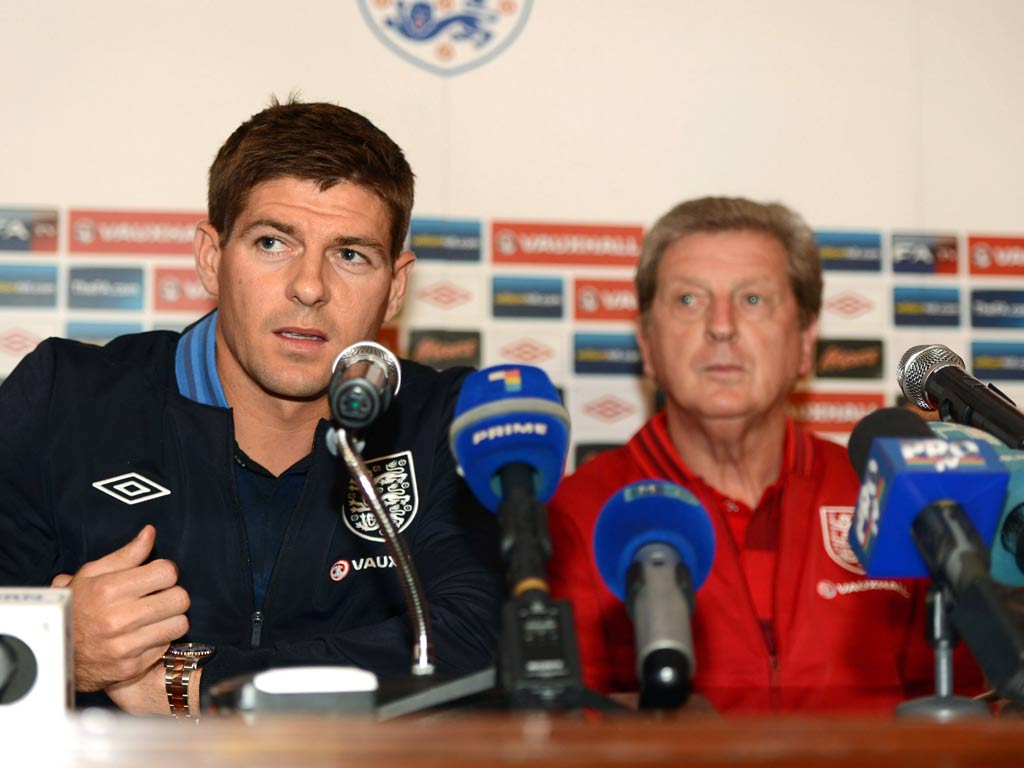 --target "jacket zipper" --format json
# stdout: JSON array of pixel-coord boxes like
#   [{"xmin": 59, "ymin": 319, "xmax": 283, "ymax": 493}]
[
  {"xmin": 251, "ymin": 610, "xmax": 264, "ymax": 648},
  {"xmin": 231, "ymin": 443, "xmax": 264, "ymax": 650},
  {"xmin": 769, "ymin": 653, "xmax": 780, "ymax": 709}
]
